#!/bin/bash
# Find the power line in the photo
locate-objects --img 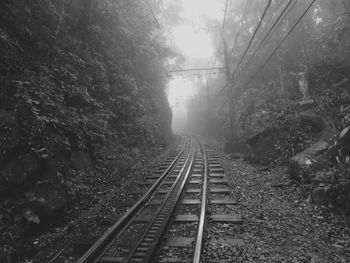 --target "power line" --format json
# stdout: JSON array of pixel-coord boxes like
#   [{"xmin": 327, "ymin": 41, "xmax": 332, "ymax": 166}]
[
  {"xmin": 232, "ymin": 0, "xmax": 273, "ymax": 75},
  {"xmin": 238, "ymin": 0, "xmax": 295, "ymax": 74},
  {"xmin": 169, "ymin": 67, "xmax": 225, "ymax": 73},
  {"xmin": 175, "ymin": 72, "xmax": 225, "ymax": 78},
  {"xmin": 216, "ymin": 0, "xmax": 265, "ymax": 96},
  {"xmin": 254, "ymin": 0, "xmax": 281, "ymax": 44},
  {"xmin": 275, "ymin": 0, "xmax": 298, "ymax": 29},
  {"xmin": 238, "ymin": 0, "xmax": 317, "ymax": 93},
  {"xmin": 144, "ymin": 0, "xmax": 161, "ymax": 29},
  {"xmin": 212, "ymin": 0, "xmax": 230, "ymax": 67},
  {"xmin": 229, "ymin": 0, "xmax": 253, "ymax": 58},
  {"xmin": 253, "ymin": 0, "xmax": 292, "ymax": 51},
  {"xmin": 220, "ymin": 0, "xmax": 230, "ymax": 47}
]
